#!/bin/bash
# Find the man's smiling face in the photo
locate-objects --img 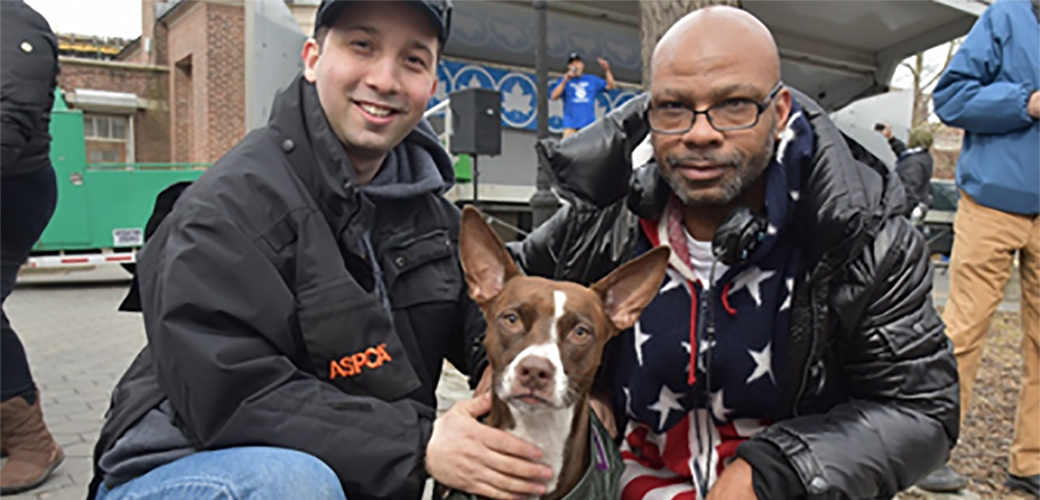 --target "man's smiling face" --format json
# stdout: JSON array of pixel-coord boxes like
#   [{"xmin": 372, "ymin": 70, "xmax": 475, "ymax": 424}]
[{"xmin": 303, "ymin": 1, "xmax": 439, "ymax": 169}]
